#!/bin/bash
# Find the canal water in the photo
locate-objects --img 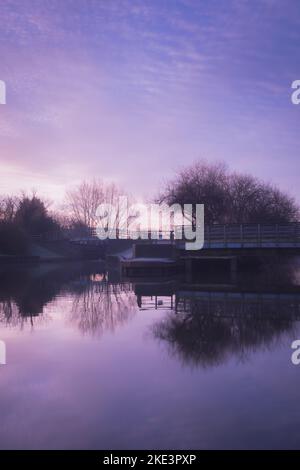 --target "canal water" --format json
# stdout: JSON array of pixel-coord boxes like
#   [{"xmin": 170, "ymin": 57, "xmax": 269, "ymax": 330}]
[{"xmin": 0, "ymin": 260, "xmax": 300, "ymax": 449}]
